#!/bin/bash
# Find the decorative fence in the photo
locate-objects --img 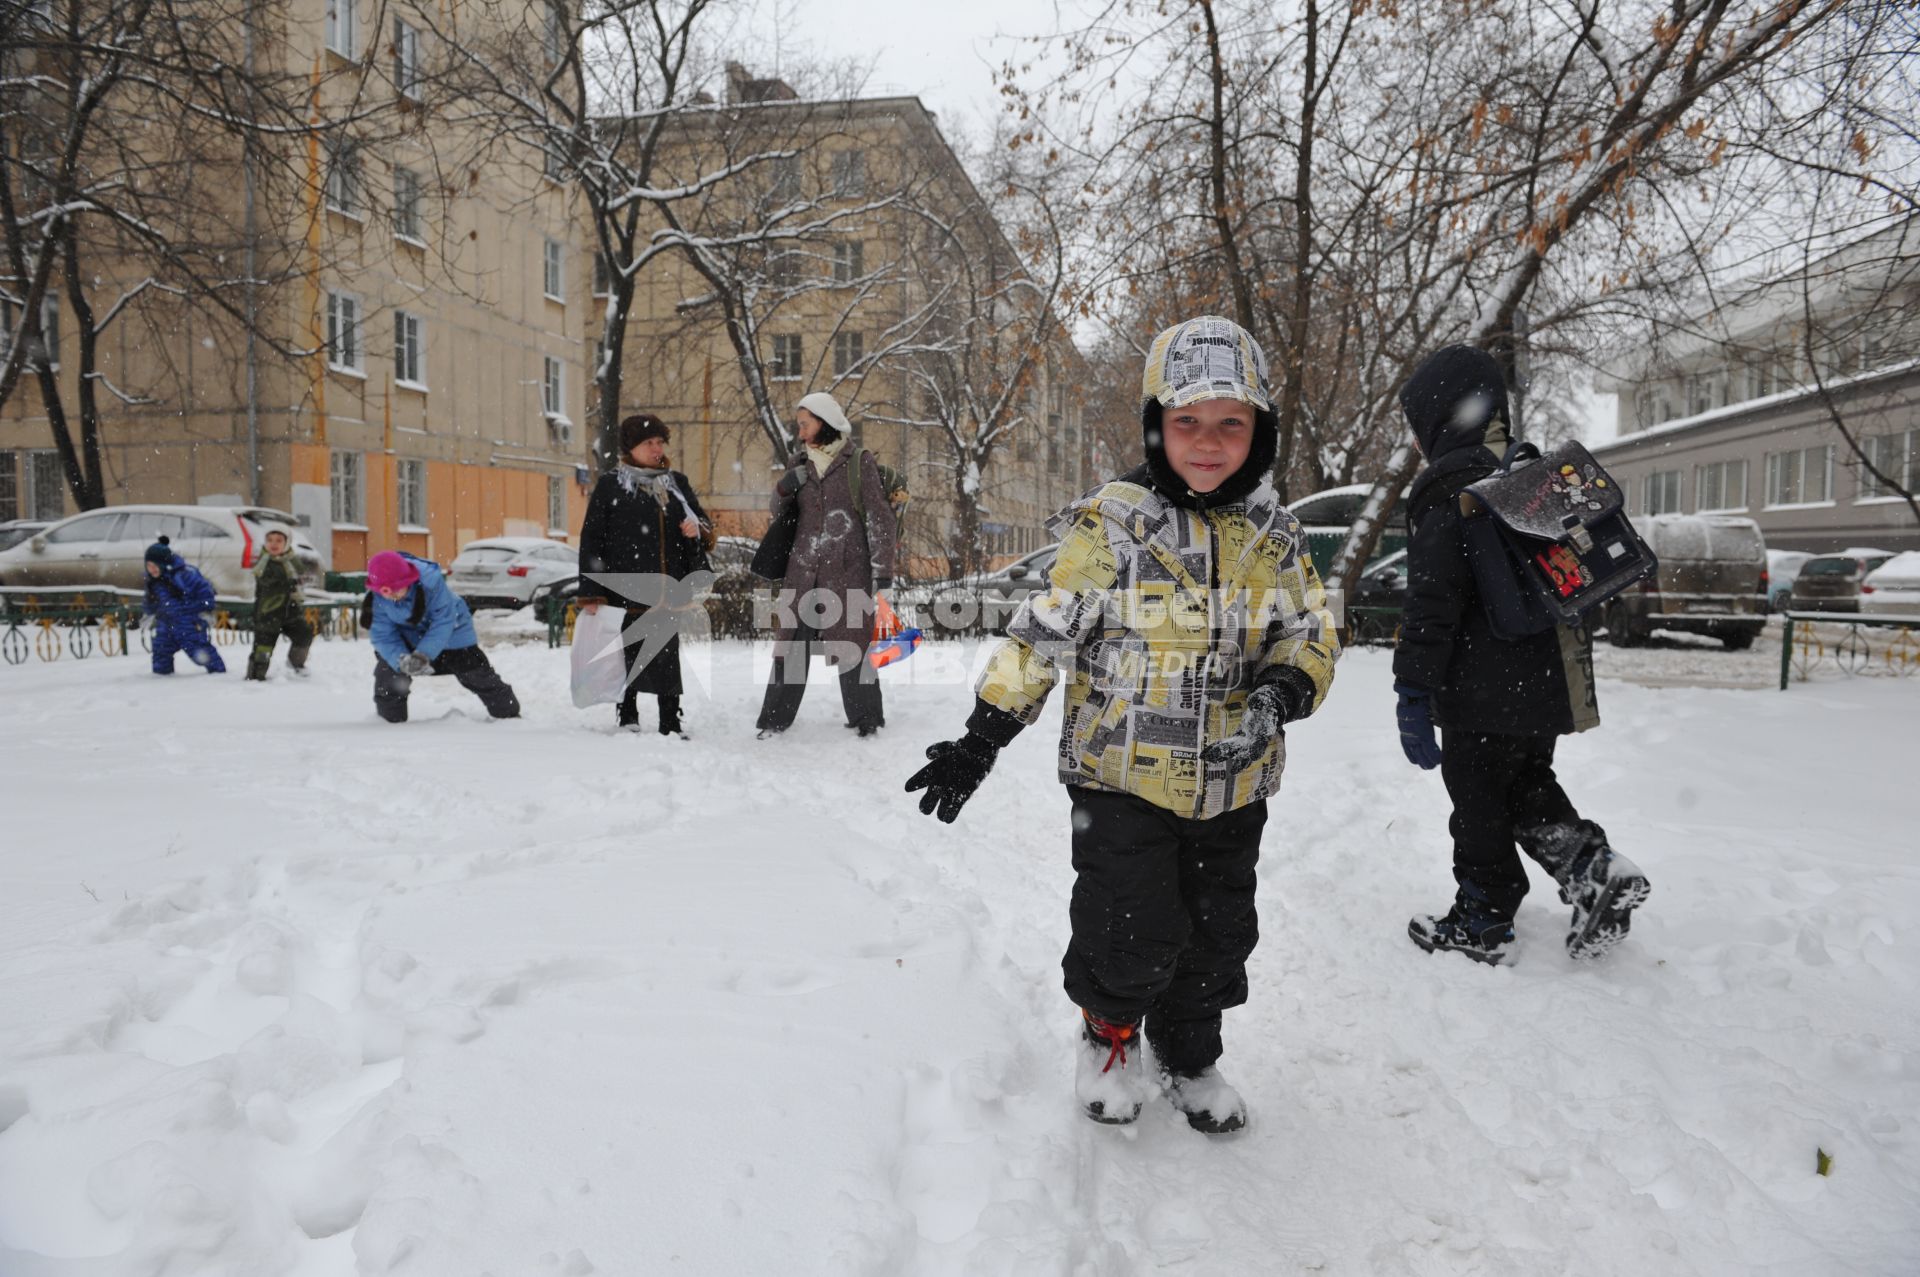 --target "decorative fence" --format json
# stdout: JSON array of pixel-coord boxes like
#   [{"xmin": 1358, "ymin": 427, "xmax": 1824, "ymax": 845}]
[
  {"xmin": 1, "ymin": 587, "xmax": 363, "ymax": 666},
  {"xmin": 1778, "ymin": 612, "xmax": 1920, "ymax": 689}
]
